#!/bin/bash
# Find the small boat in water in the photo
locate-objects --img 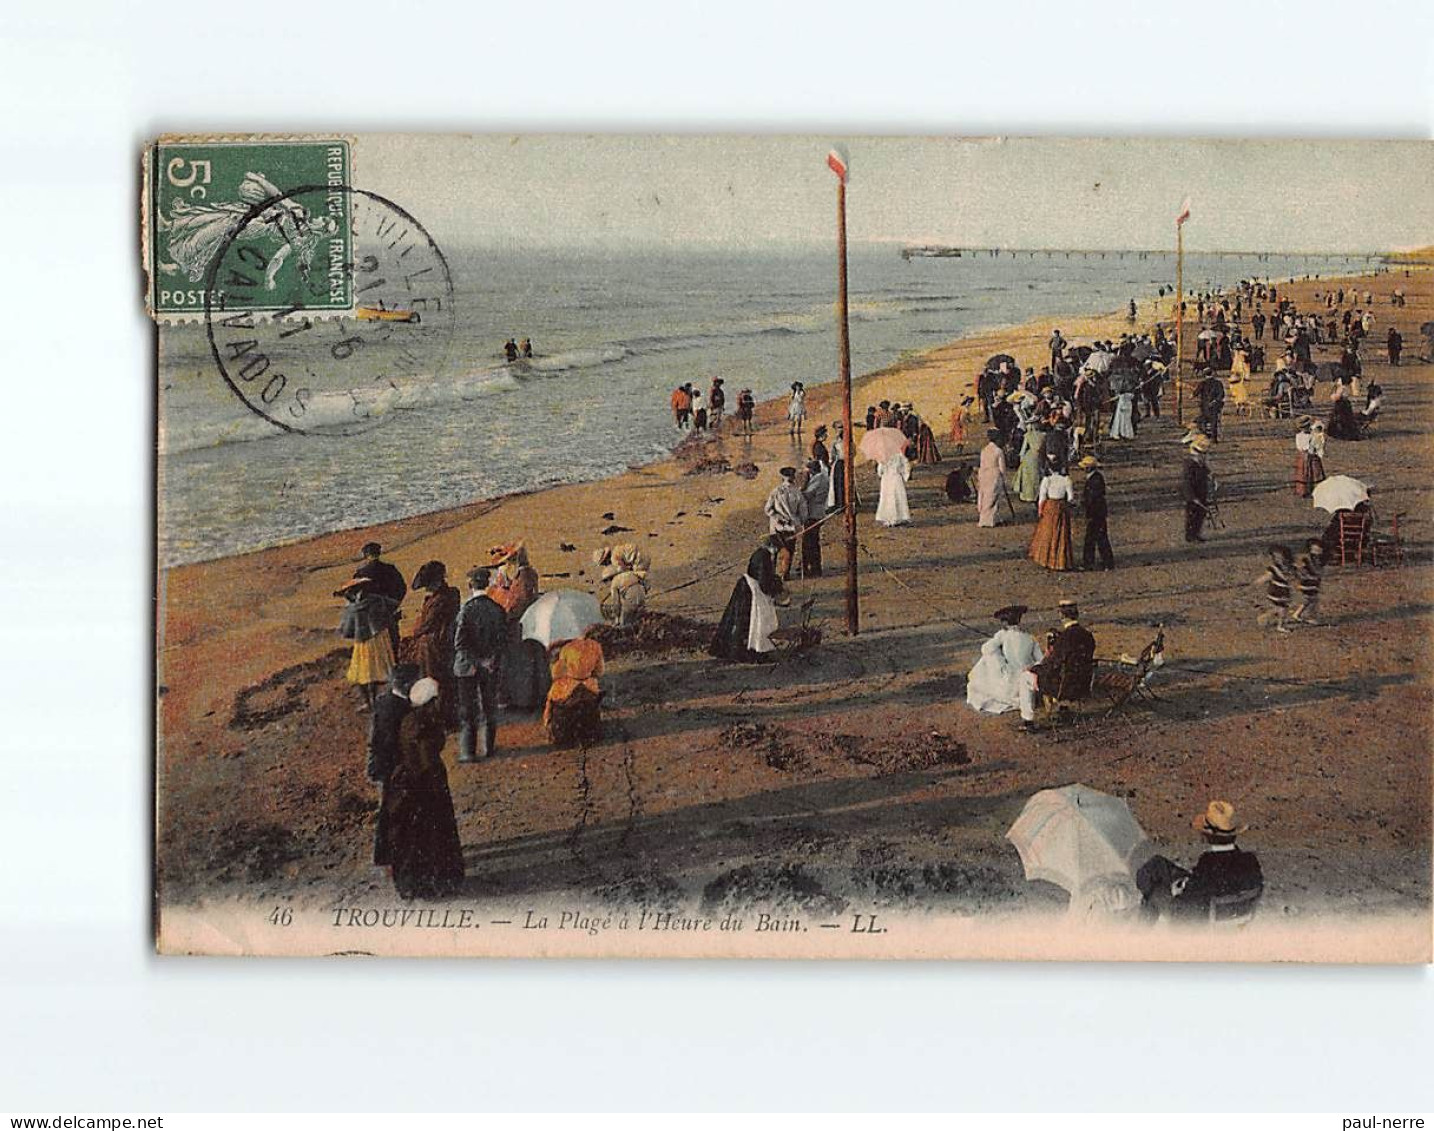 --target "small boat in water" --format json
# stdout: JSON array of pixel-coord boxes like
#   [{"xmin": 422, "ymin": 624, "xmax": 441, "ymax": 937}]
[{"xmin": 357, "ymin": 305, "xmax": 421, "ymax": 324}]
